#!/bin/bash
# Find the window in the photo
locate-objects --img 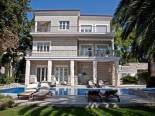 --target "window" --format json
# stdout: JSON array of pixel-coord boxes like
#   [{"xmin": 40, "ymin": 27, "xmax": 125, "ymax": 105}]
[
  {"xmin": 96, "ymin": 45, "xmax": 108, "ymax": 54},
  {"xmin": 59, "ymin": 21, "xmax": 69, "ymax": 29},
  {"xmin": 80, "ymin": 45, "xmax": 93, "ymax": 56},
  {"xmin": 37, "ymin": 42, "xmax": 50, "ymax": 52},
  {"xmin": 81, "ymin": 25, "xmax": 92, "ymax": 32},
  {"xmin": 96, "ymin": 25, "xmax": 107, "ymax": 33}
]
